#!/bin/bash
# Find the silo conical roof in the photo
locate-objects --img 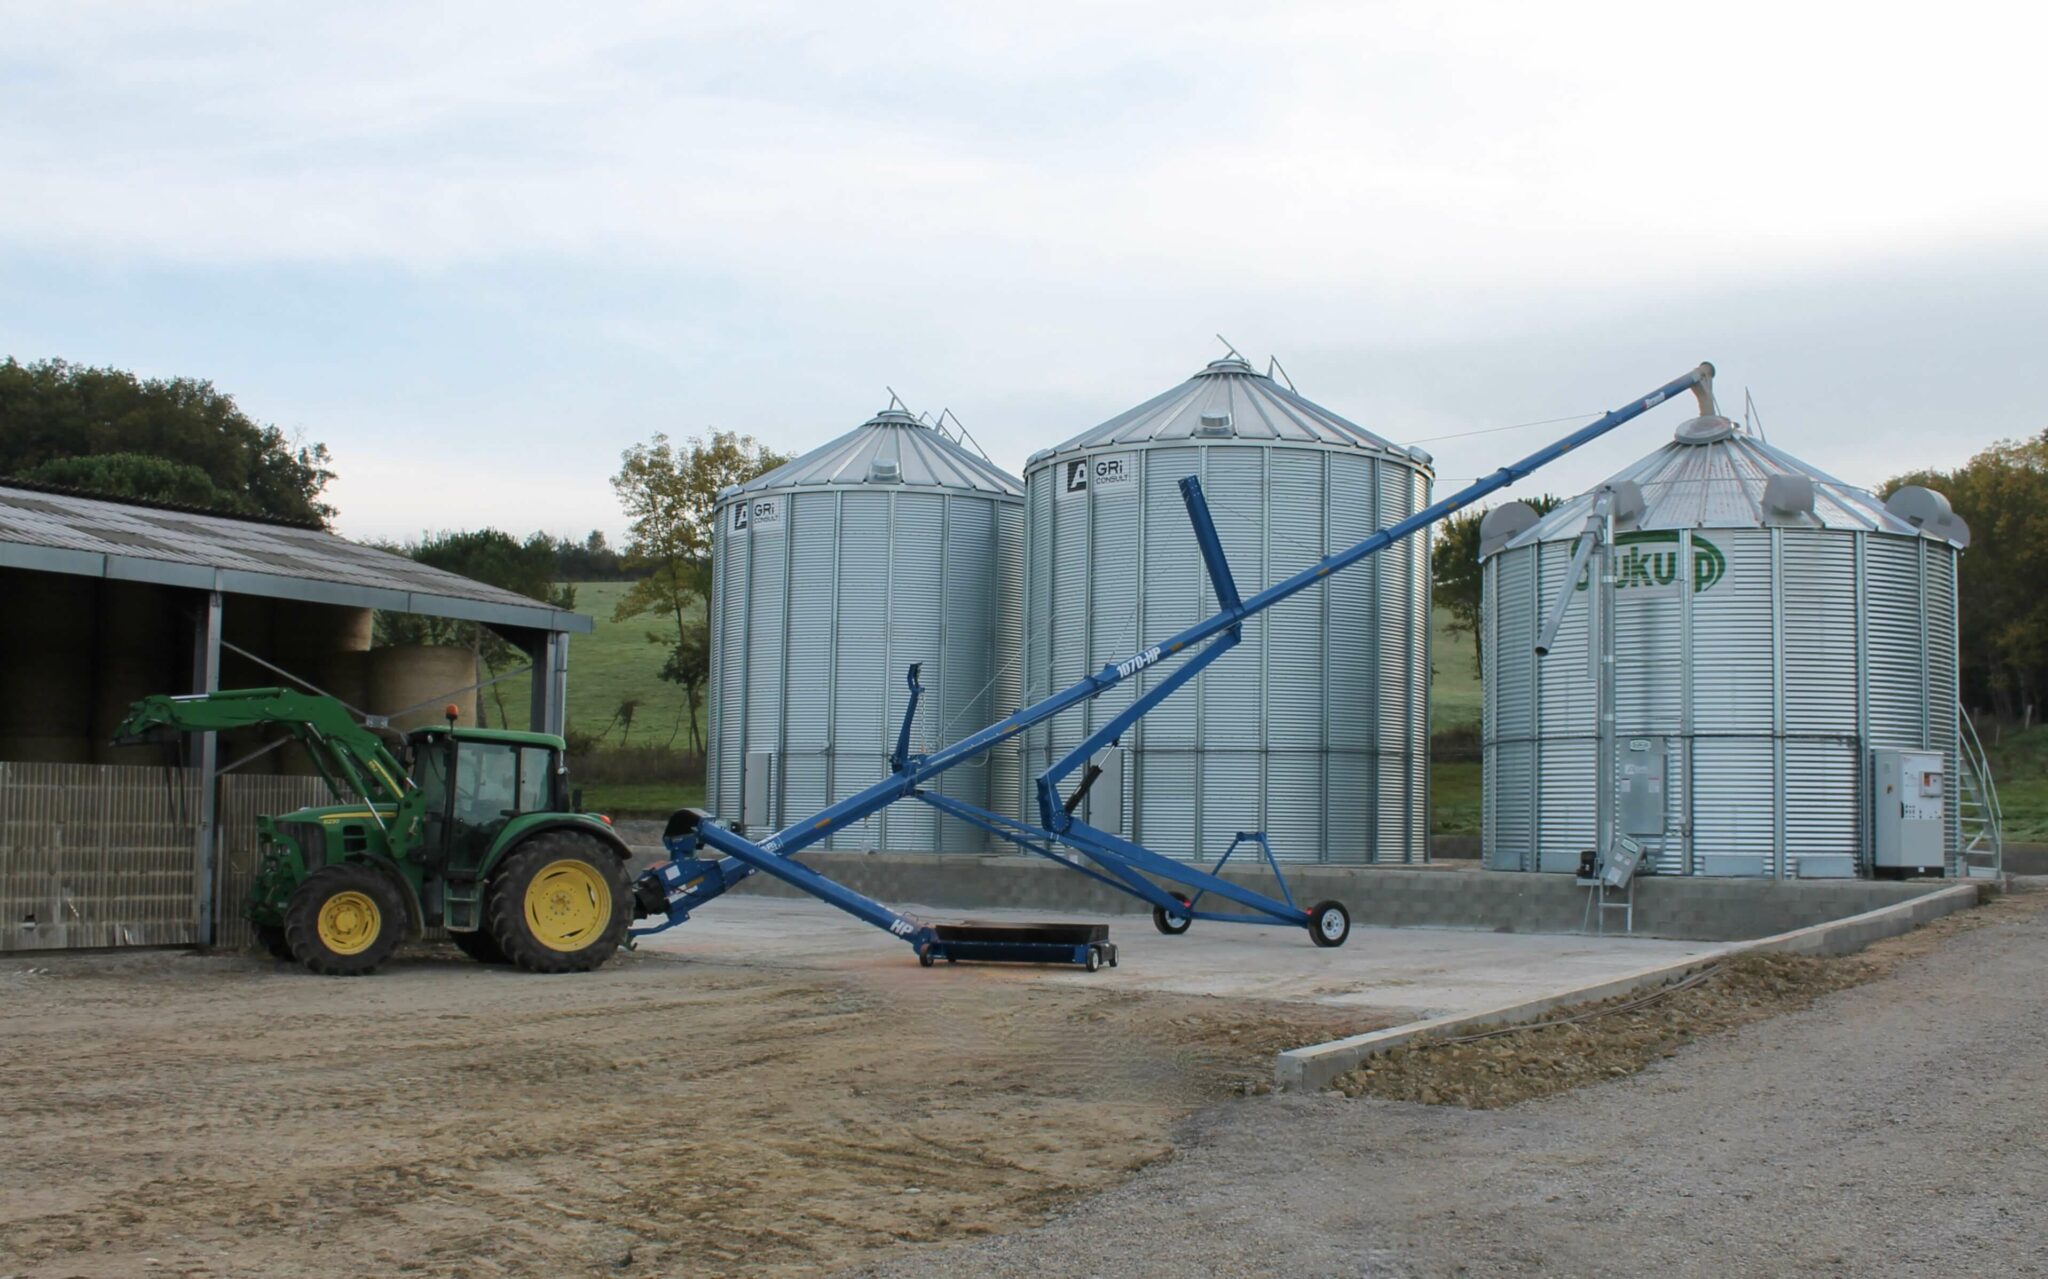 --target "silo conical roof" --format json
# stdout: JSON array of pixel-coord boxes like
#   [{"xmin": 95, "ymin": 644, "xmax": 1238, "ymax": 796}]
[
  {"xmin": 1503, "ymin": 418, "xmax": 1934, "ymax": 549},
  {"xmin": 733, "ymin": 409, "xmax": 1021, "ymax": 498},
  {"xmin": 1027, "ymin": 357, "xmax": 1421, "ymax": 465}
]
